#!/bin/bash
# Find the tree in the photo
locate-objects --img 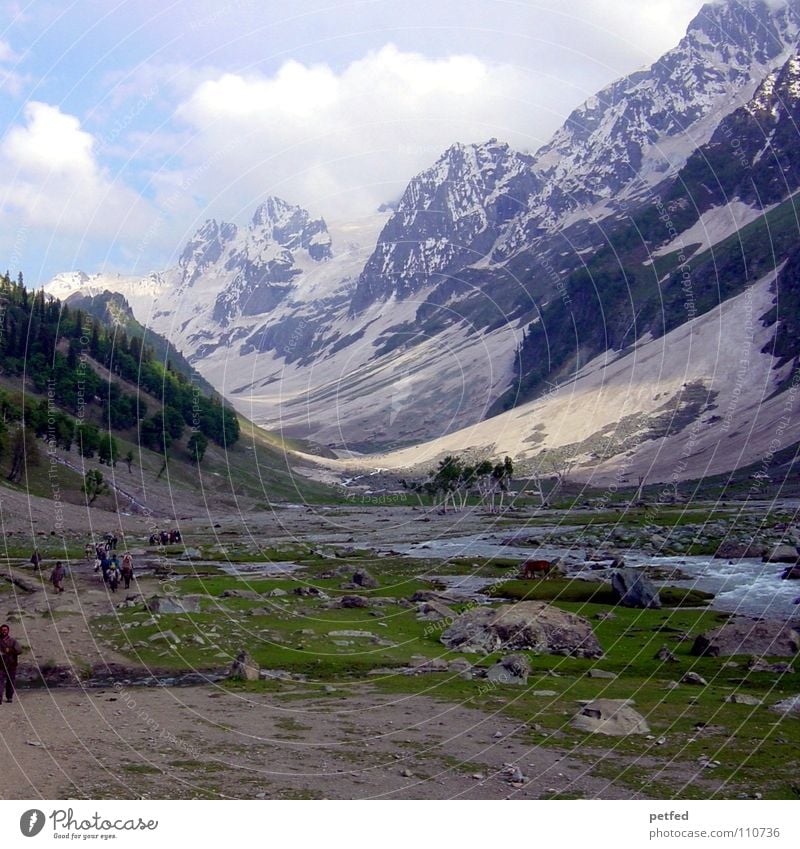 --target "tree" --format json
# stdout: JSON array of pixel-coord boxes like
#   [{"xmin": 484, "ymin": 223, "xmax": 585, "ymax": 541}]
[
  {"xmin": 7, "ymin": 425, "xmax": 40, "ymax": 483},
  {"xmin": 82, "ymin": 469, "xmax": 107, "ymax": 505},
  {"xmin": 187, "ymin": 431, "xmax": 208, "ymax": 464},
  {"xmin": 98, "ymin": 432, "xmax": 118, "ymax": 466}
]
